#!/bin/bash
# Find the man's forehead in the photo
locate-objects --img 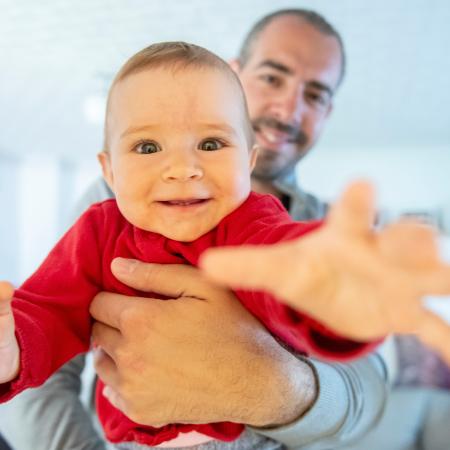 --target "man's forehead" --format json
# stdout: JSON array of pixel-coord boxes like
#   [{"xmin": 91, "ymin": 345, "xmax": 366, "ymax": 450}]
[{"xmin": 247, "ymin": 16, "xmax": 342, "ymax": 89}]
